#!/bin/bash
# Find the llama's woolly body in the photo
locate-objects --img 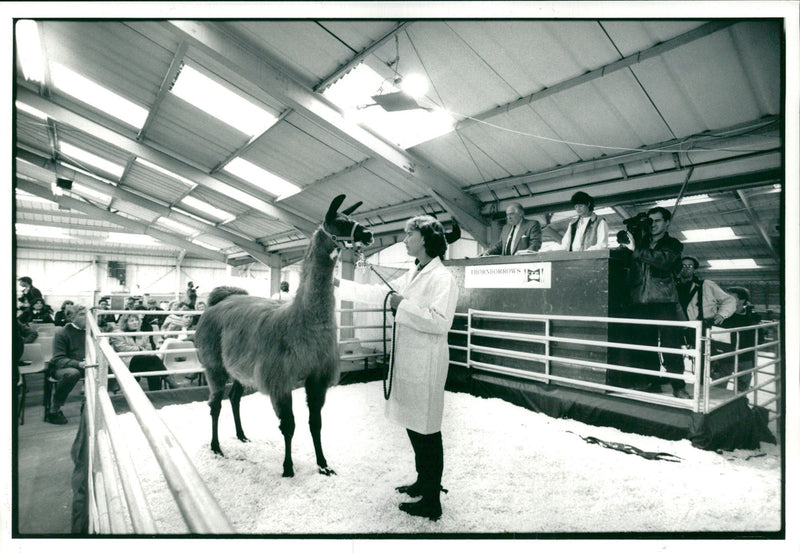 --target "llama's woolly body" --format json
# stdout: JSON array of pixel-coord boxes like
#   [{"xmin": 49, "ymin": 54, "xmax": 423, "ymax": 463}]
[{"xmin": 193, "ymin": 194, "xmax": 372, "ymax": 476}]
